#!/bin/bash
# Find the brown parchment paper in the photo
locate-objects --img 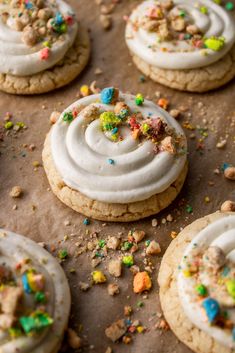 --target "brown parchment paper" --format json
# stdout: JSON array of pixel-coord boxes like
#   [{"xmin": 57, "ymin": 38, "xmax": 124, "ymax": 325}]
[{"xmin": 0, "ymin": 1, "xmax": 235, "ymax": 352}]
